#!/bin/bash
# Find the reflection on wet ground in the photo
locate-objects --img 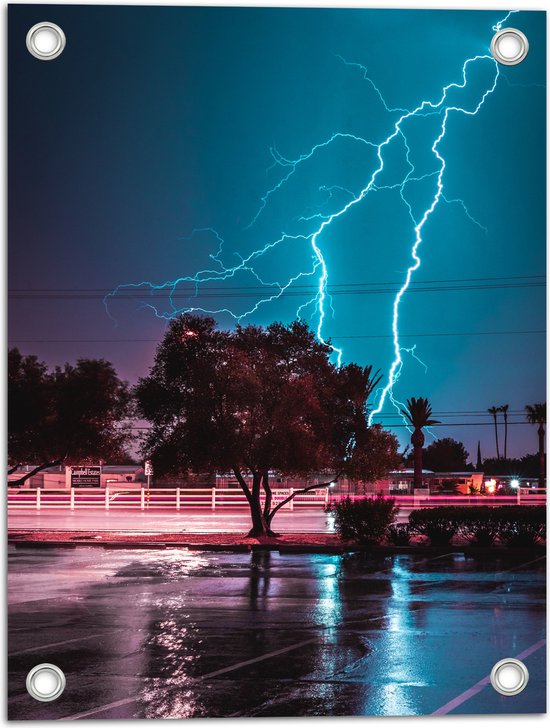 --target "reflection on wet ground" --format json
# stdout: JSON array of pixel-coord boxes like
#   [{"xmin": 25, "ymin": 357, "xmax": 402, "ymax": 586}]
[{"xmin": 8, "ymin": 547, "xmax": 546, "ymax": 718}]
